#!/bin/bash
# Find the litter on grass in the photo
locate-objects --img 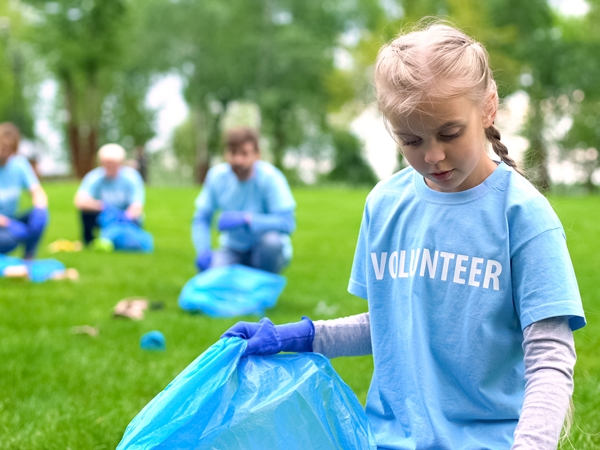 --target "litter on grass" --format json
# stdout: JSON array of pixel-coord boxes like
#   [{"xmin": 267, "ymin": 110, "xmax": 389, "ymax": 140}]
[
  {"xmin": 140, "ymin": 331, "xmax": 166, "ymax": 351},
  {"xmin": 48, "ymin": 239, "xmax": 83, "ymax": 253},
  {"xmin": 70, "ymin": 325, "xmax": 99, "ymax": 337},
  {"xmin": 113, "ymin": 298, "xmax": 149, "ymax": 320}
]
